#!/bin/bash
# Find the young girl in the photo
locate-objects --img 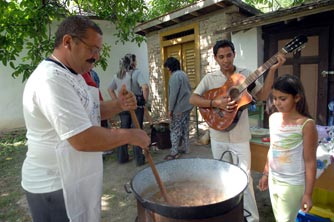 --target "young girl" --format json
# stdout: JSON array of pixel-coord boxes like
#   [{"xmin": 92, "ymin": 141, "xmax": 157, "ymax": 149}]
[{"xmin": 258, "ymin": 74, "xmax": 318, "ymax": 222}]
